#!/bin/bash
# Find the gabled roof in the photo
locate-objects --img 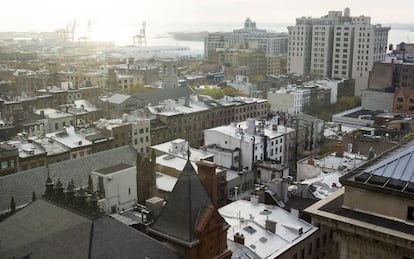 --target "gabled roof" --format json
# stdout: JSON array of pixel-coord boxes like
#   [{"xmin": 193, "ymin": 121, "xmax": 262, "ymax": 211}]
[
  {"xmin": 149, "ymin": 159, "xmax": 213, "ymax": 247},
  {"xmin": 0, "ymin": 199, "xmax": 184, "ymax": 259}
]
